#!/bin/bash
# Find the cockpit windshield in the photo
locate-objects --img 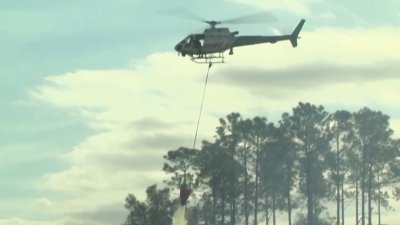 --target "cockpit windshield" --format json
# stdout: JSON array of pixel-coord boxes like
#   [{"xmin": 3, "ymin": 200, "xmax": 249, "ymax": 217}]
[{"xmin": 181, "ymin": 36, "xmax": 192, "ymax": 44}]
